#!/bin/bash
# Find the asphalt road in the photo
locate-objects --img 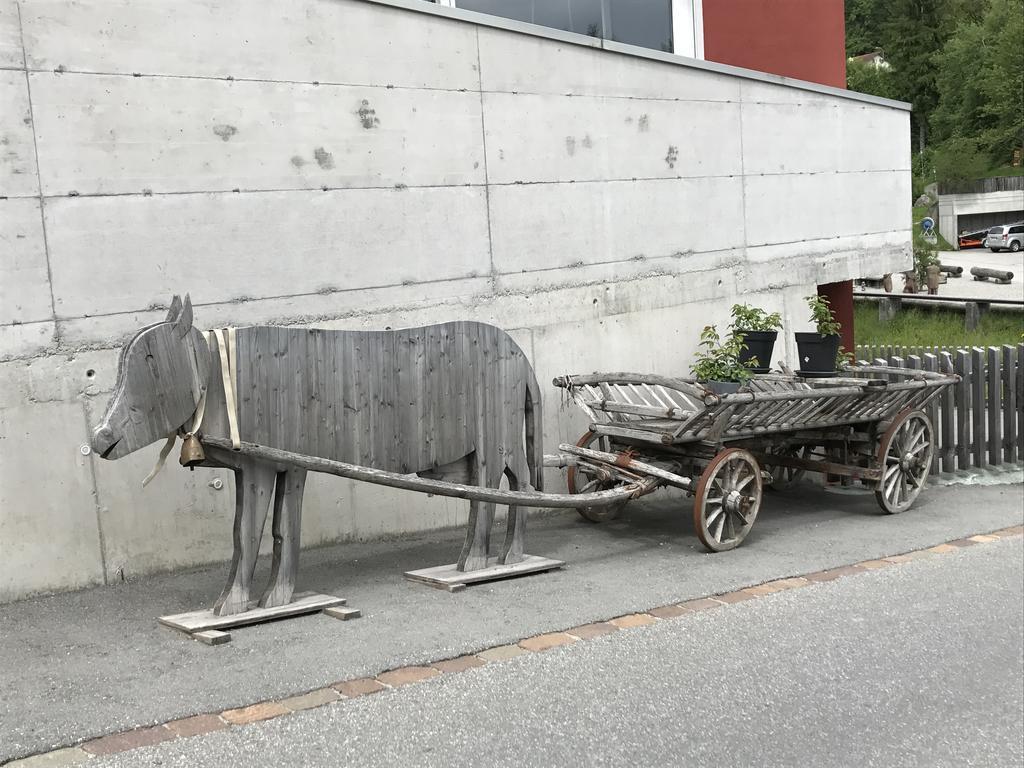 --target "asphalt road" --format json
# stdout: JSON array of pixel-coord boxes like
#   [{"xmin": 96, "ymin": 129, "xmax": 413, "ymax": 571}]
[
  {"xmin": 1, "ymin": 480, "xmax": 1022, "ymax": 762},
  {"xmin": 90, "ymin": 535, "xmax": 1024, "ymax": 768}
]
